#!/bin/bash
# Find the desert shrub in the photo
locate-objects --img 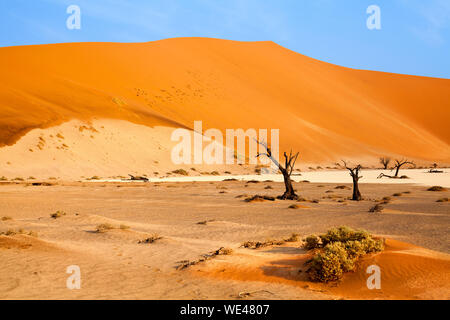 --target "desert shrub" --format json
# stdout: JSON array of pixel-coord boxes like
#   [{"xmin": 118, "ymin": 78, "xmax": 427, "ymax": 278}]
[
  {"xmin": 307, "ymin": 243, "xmax": 353, "ymax": 282},
  {"xmin": 369, "ymin": 204, "xmax": 384, "ymax": 213},
  {"xmin": 428, "ymin": 186, "xmax": 447, "ymax": 192},
  {"xmin": 0, "ymin": 176, "xmax": 7, "ymax": 181},
  {"xmin": 50, "ymin": 210, "xmax": 66, "ymax": 219},
  {"xmin": 215, "ymin": 247, "xmax": 233, "ymax": 255},
  {"xmin": 242, "ymin": 239, "xmax": 284, "ymax": 249},
  {"xmin": 392, "ymin": 193, "xmax": 402, "ymax": 197},
  {"xmin": 1, "ymin": 216, "xmax": 12, "ymax": 221},
  {"xmin": 172, "ymin": 169, "xmax": 189, "ymax": 176},
  {"xmin": 380, "ymin": 196, "xmax": 391, "ymax": 204},
  {"xmin": 304, "ymin": 227, "xmax": 384, "ymax": 283},
  {"xmin": 319, "ymin": 226, "xmax": 370, "ymax": 246},
  {"xmin": 1, "ymin": 229, "xmax": 37, "ymax": 237},
  {"xmin": 285, "ymin": 233, "xmax": 300, "ymax": 242},
  {"xmin": 138, "ymin": 234, "xmax": 162, "ymax": 244},
  {"xmin": 436, "ymin": 198, "xmax": 449, "ymax": 203},
  {"xmin": 244, "ymin": 195, "xmax": 275, "ymax": 202},
  {"xmin": 304, "ymin": 235, "xmax": 321, "ymax": 250},
  {"xmin": 95, "ymin": 223, "xmax": 115, "ymax": 233}
]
